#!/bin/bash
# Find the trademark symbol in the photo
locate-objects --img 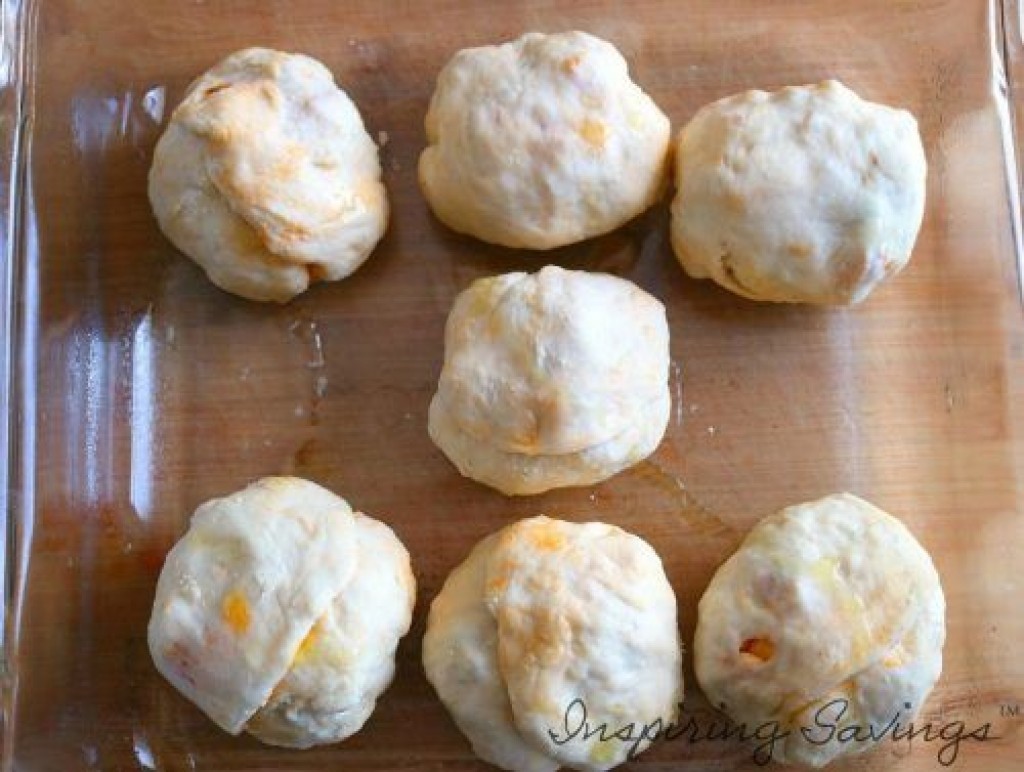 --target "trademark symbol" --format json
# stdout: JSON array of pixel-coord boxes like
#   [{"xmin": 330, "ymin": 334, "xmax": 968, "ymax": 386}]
[{"xmin": 1000, "ymin": 704, "xmax": 1020, "ymax": 718}]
